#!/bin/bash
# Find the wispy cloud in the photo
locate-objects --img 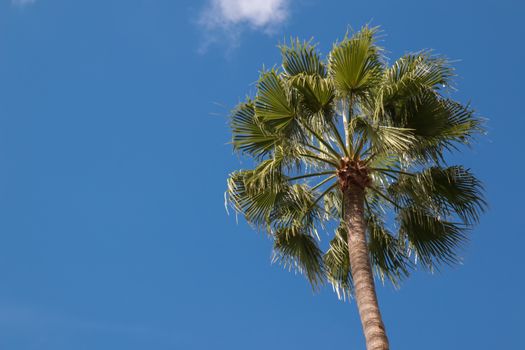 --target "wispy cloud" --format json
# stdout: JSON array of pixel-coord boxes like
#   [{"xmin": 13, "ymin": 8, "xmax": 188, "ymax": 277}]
[
  {"xmin": 12, "ymin": 0, "xmax": 36, "ymax": 6},
  {"xmin": 198, "ymin": 0, "xmax": 291, "ymax": 51}
]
